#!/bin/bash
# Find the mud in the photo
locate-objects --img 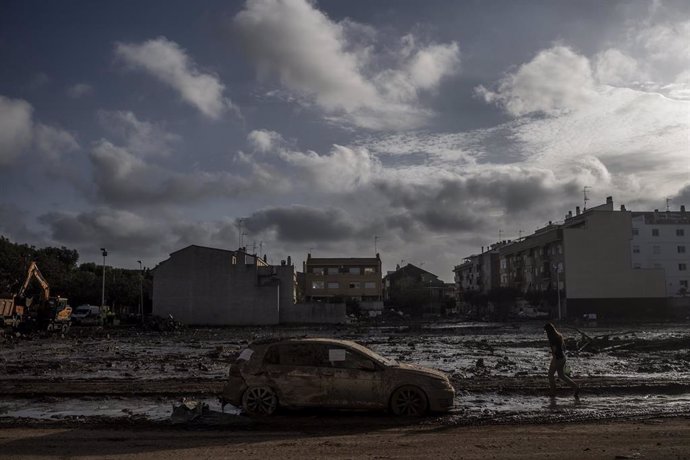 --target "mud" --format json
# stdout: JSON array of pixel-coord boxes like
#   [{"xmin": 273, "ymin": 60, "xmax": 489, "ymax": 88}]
[{"xmin": 1, "ymin": 321, "xmax": 690, "ymax": 428}]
